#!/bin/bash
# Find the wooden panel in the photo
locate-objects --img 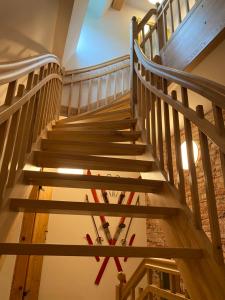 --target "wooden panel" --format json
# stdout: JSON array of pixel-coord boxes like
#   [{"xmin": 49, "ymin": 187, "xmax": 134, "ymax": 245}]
[
  {"xmin": 10, "ymin": 199, "xmax": 180, "ymax": 218},
  {"xmin": 33, "ymin": 151, "xmax": 155, "ymax": 172},
  {"xmin": 41, "ymin": 139, "xmax": 146, "ymax": 156},
  {"xmin": 23, "ymin": 171, "xmax": 164, "ymax": 193},
  {"xmin": 112, "ymin": 0, "xmax": 125, "ymax": 10},
  {"xmin": 161, "ymin": 0, "xmax": 225, "ymax": 70},
  {"xmin": 0, "ymin": 244, "xmax": 203, "ymax": 258},
  {"xmin": 47, "ymin": 130, "xmax": 141, "ymax": 143}
]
